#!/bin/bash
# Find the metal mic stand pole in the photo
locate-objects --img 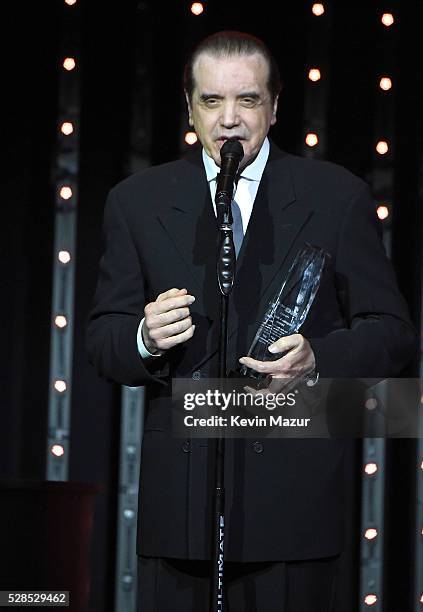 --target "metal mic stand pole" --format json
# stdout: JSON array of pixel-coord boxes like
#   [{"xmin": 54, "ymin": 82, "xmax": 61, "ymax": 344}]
[{"xmin": 210, "ymin": 196, "xmax": 236, "ymax": 612}]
